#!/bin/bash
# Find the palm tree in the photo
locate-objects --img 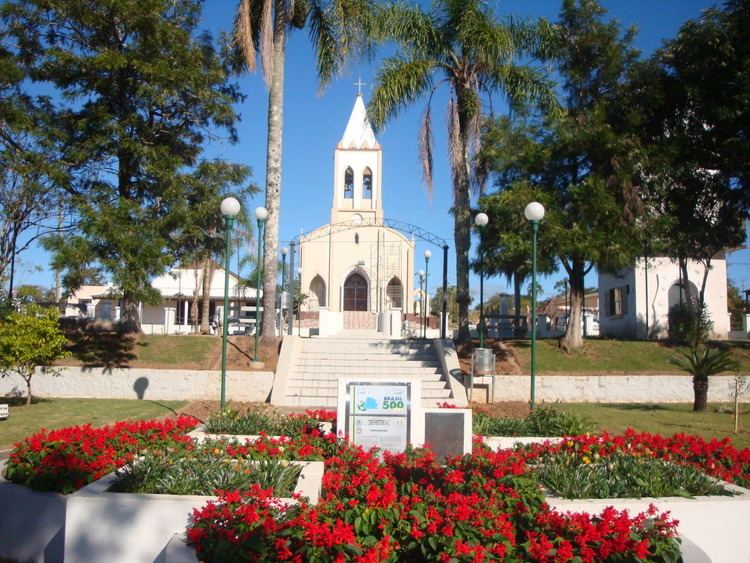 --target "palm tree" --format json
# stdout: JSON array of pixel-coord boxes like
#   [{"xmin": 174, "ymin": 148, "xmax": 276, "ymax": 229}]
[
  {"xmin": 233, "ymin": 0, "xmax": 373, "ymax": 337},
  {"xmin": 367, "ymin": 0, "xmax": 556, "ymax": 341}
]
